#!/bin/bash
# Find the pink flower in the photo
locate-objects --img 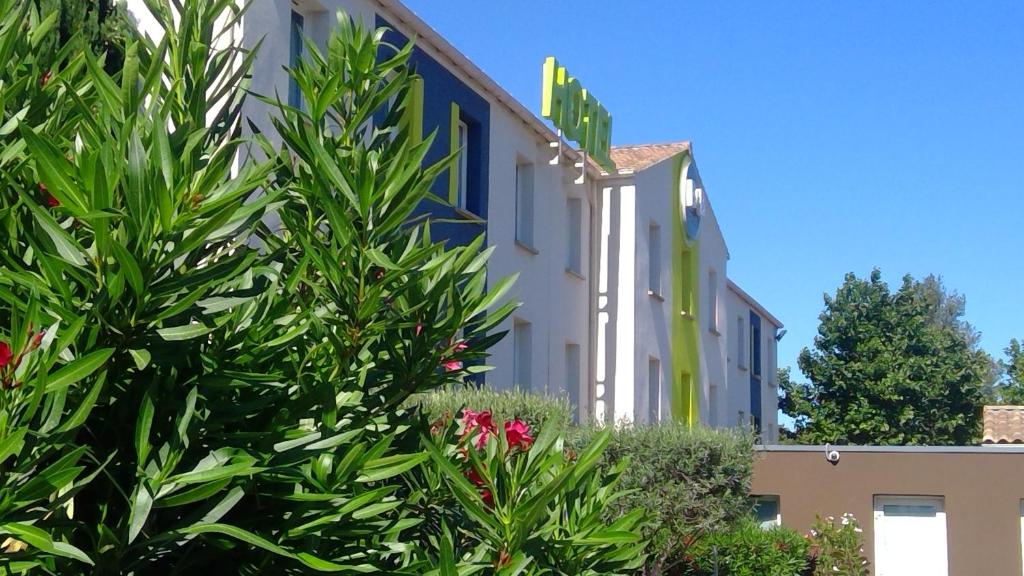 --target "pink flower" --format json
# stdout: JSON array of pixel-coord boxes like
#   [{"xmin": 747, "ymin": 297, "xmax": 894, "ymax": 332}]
[
  {"xmin": 0, "ymin": 342, "xmax": 11, "ymax": 368},
  {"xmin": 45, "ymin": 194, "xmax": 59, "ymax": 207},
  {"xmin": 504, "ymin": 419, "xmax": 533, "ymax": 451},
  {"xmin": 461, "ymin": 409, "xmax": 495, "ymax": 449},
  {"xmin": 454, "ymin": 342, "xmax": 468, "ymax": 352},
  {"xmin": 415, "ymin": 323, "xmax": 424, "ymax": 337},
  {"xmin": 443, "ymin": 359, "xmax": 463, "ymax": 372},
  {"xmin": 463, "ymin": 466, "xmax": 494, "ymax": 506}
]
